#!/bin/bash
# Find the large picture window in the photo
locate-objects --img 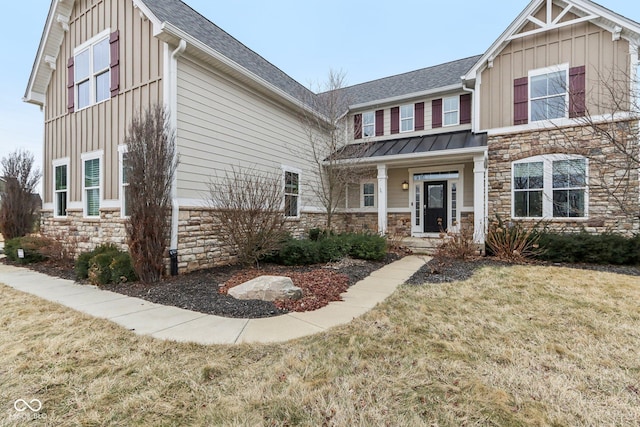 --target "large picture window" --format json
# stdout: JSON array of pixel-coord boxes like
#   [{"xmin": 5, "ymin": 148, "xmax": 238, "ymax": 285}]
[{"xmin": 513, "ymin": 155, "xmax": 587, "ymax": 218}]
